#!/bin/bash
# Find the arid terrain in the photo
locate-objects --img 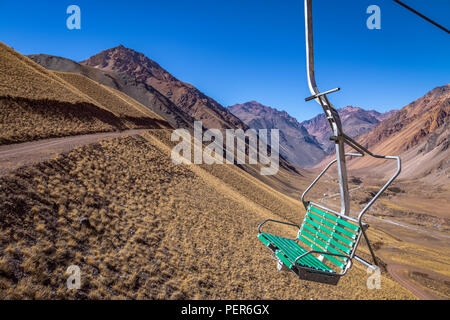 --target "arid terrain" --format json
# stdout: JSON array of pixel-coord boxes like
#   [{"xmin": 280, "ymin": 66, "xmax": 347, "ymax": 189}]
[
  {"xmin": 0, "ymin": 41, "xmax": 448, "ymax": 300},
  {"xmin": 0, "ymin": 129, "xmax": 415, "ymax": 299}
]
